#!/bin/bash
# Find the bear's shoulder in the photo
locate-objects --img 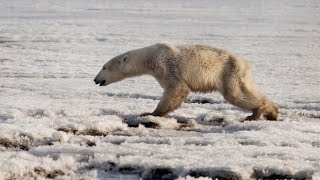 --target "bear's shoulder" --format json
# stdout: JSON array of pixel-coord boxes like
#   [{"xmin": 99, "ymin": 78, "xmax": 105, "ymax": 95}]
[{"xmin": 155, "ymin": 42, "xmax": 179, "ymax": 52}]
